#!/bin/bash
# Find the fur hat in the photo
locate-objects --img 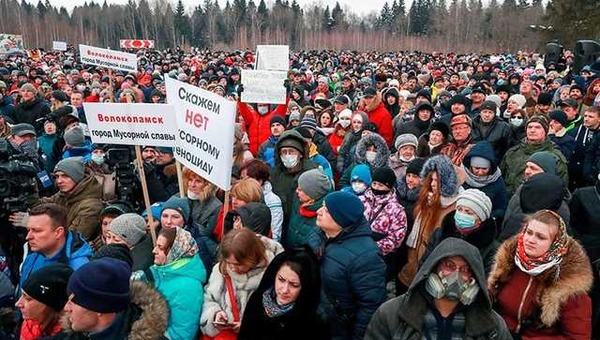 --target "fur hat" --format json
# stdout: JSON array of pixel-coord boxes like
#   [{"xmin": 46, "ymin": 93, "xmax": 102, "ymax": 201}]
[
  {"xmin": 420, "ymin": 155, "xmax": 459, "ymax": 198},
  {"xmin": 456, "ymin": 189, "xmax": 492, "ymax": 221},
  {"xmin": 394, "ymin": 133, "xmax": 418, "ymax": 150},
  {"xmin": 406, "ymin": 158, "xmax": 426, "ymax": 175},
  {"xmin": 428, "ymin": 121, "xmax": 451, "ymax": 140}
]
